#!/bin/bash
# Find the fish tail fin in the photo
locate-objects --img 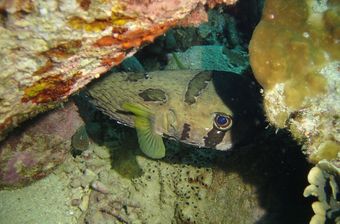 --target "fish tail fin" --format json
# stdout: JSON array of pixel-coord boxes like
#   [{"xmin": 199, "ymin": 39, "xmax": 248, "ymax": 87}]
[{"xmin": 122, "ymin": 102, "xmax": 166, "ymax": 159}]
